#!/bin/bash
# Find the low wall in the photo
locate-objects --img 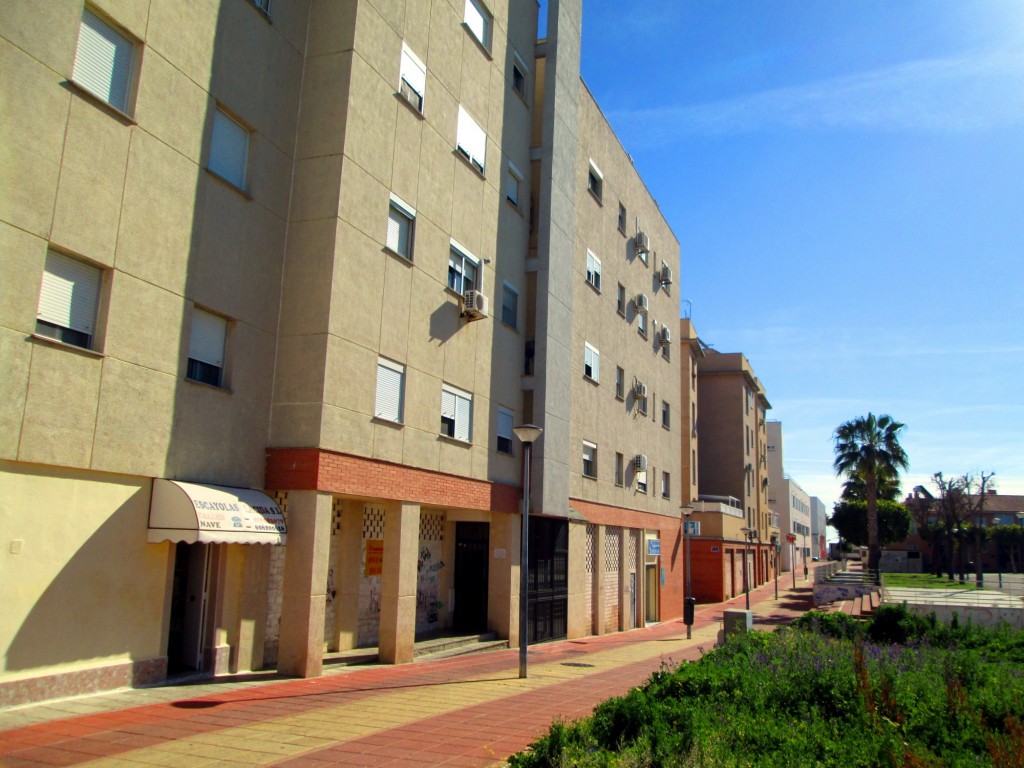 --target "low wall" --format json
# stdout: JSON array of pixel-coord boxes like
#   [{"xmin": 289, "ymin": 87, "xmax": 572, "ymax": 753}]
[
  {"xmin": 814, "ymin": 581, "xmax": 874, "ymax": 607},
  {"xmin": 900, "ymin": 602, "xmax": 1024, "ymax": 629}
]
